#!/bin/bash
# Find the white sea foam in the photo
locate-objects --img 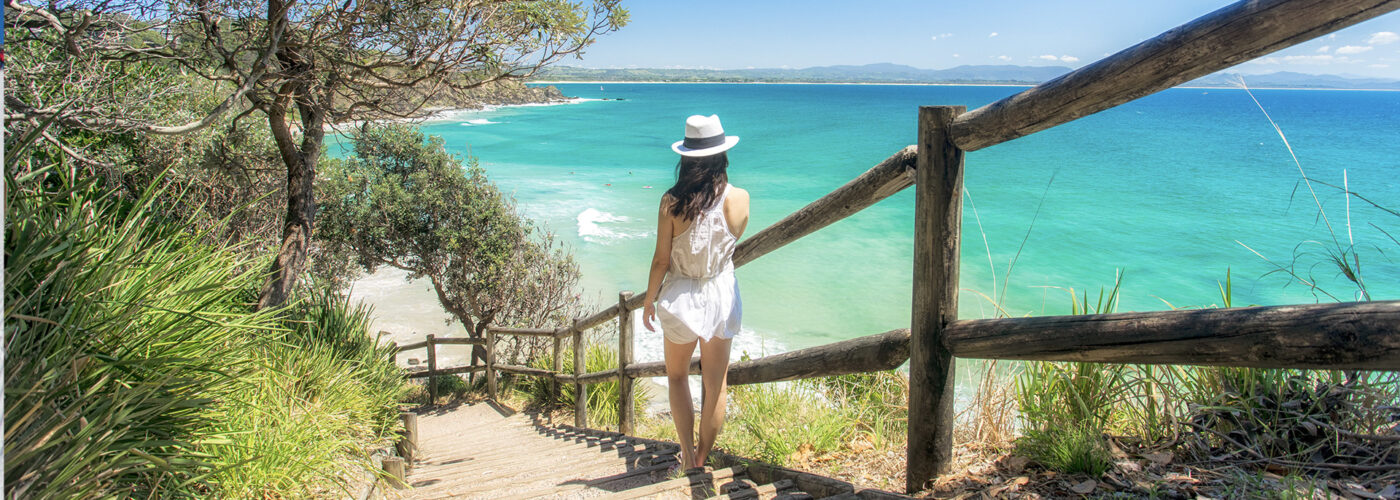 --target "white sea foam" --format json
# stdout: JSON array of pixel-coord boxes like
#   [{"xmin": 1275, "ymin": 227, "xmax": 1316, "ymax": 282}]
[
  {"xmin": 577, "ymin": 208, "xmax": 649, "ymax": 244},
  {"xmin": 460, "ymin": 118, "xmax": 499, "ymax": 126}
]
